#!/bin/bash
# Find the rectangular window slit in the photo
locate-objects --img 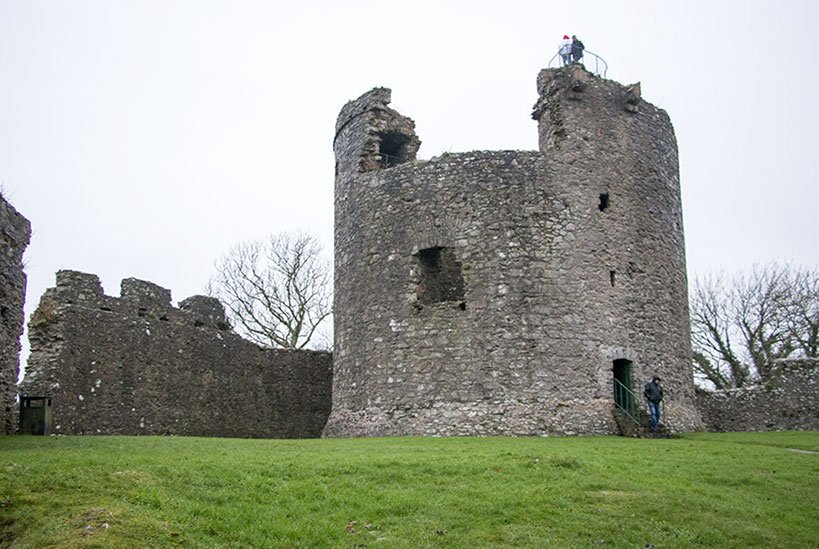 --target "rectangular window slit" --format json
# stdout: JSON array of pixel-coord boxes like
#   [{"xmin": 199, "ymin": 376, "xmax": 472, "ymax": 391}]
[{"xmin": 599, "ymin": 193, "xmax": 610, "ymax": 211}]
